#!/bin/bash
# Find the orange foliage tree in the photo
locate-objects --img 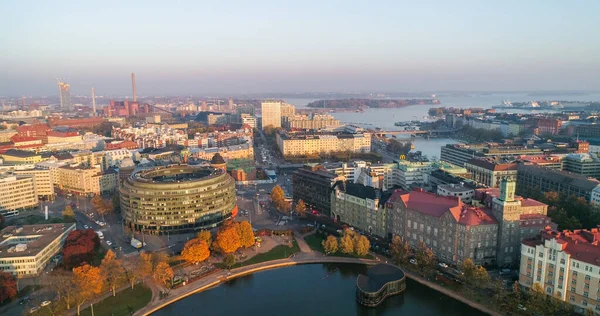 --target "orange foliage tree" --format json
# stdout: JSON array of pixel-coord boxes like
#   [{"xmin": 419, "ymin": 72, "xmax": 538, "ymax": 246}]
[
  {"xmin": 73, "ymin": 264, "xmax": 104, "ymax": 315},
  {"xmin": 216, "ymin": 223, "xmax": 241, "ymax": 253},
  {"xmin": 181, "ymin": 238, "xmax": 210, "ymax": 264},
  {"xmin": 153, "ymin": 262, "xmax": 174, "ymax": 288},
  {"xmin": 100, "ymin": 250, "xmax": 125, "ymax": 296},
  {"xmin": 237, "ymin": 221, "xmax": 255, "ymax": 248},
  {"xmin": 0, "ymin": 271, "xmax": 17, "ymax": 303}
]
